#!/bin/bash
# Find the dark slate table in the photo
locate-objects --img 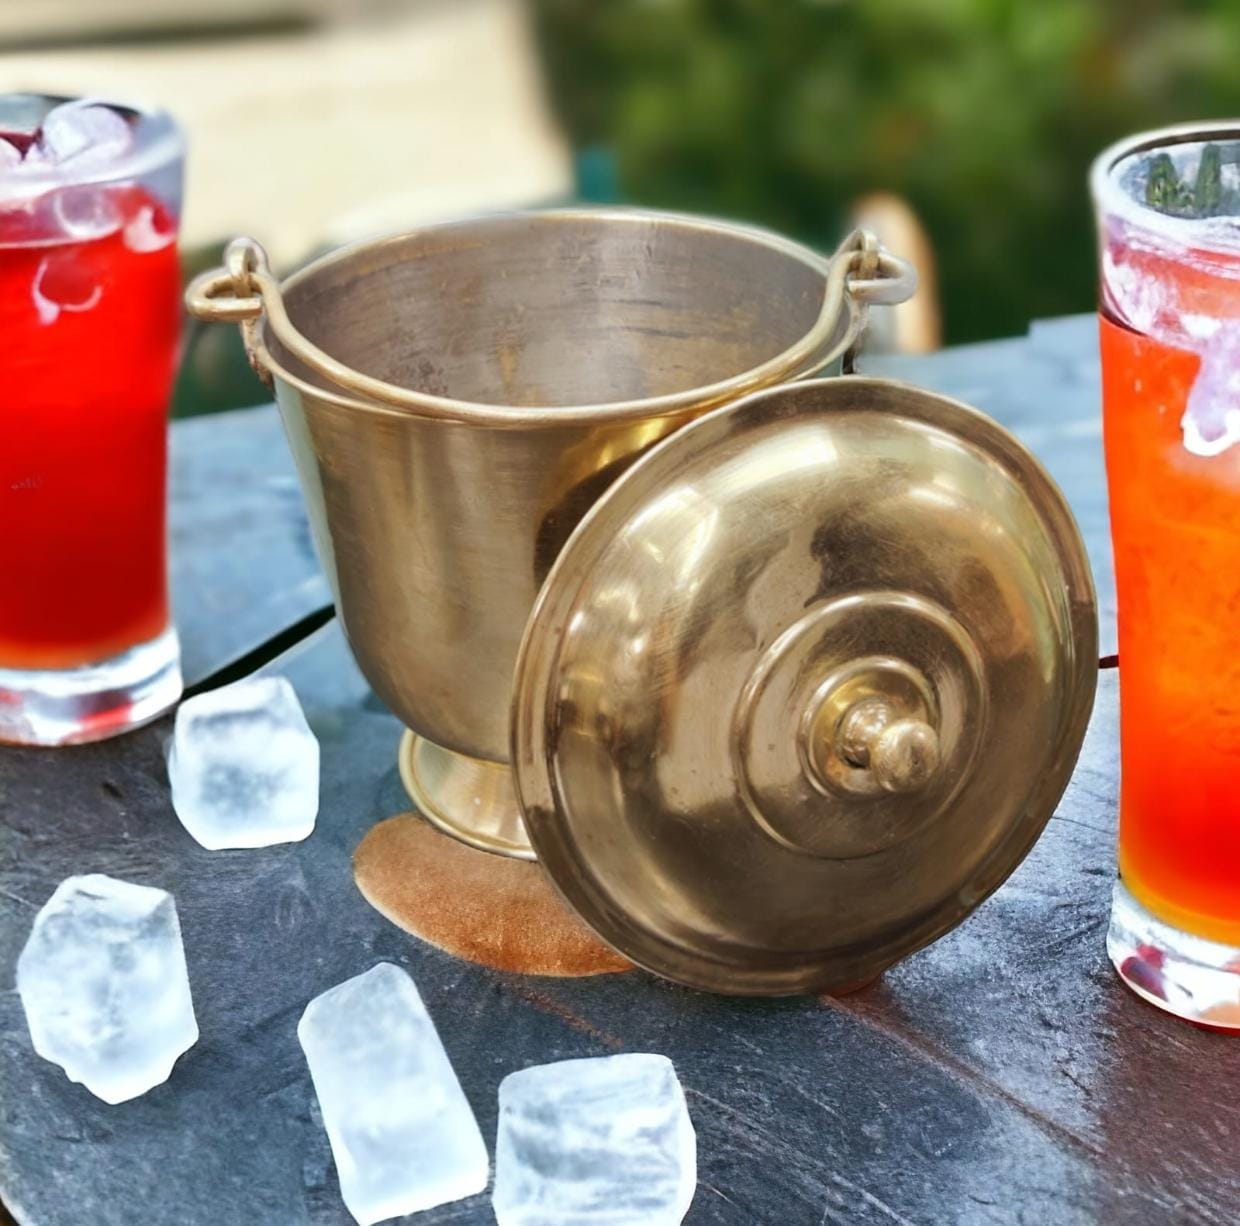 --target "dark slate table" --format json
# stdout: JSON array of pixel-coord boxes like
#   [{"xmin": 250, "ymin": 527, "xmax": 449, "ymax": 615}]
[{"xmin": 4, "ymin": 315, "xmax": 1233, "ymax": 1226}]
